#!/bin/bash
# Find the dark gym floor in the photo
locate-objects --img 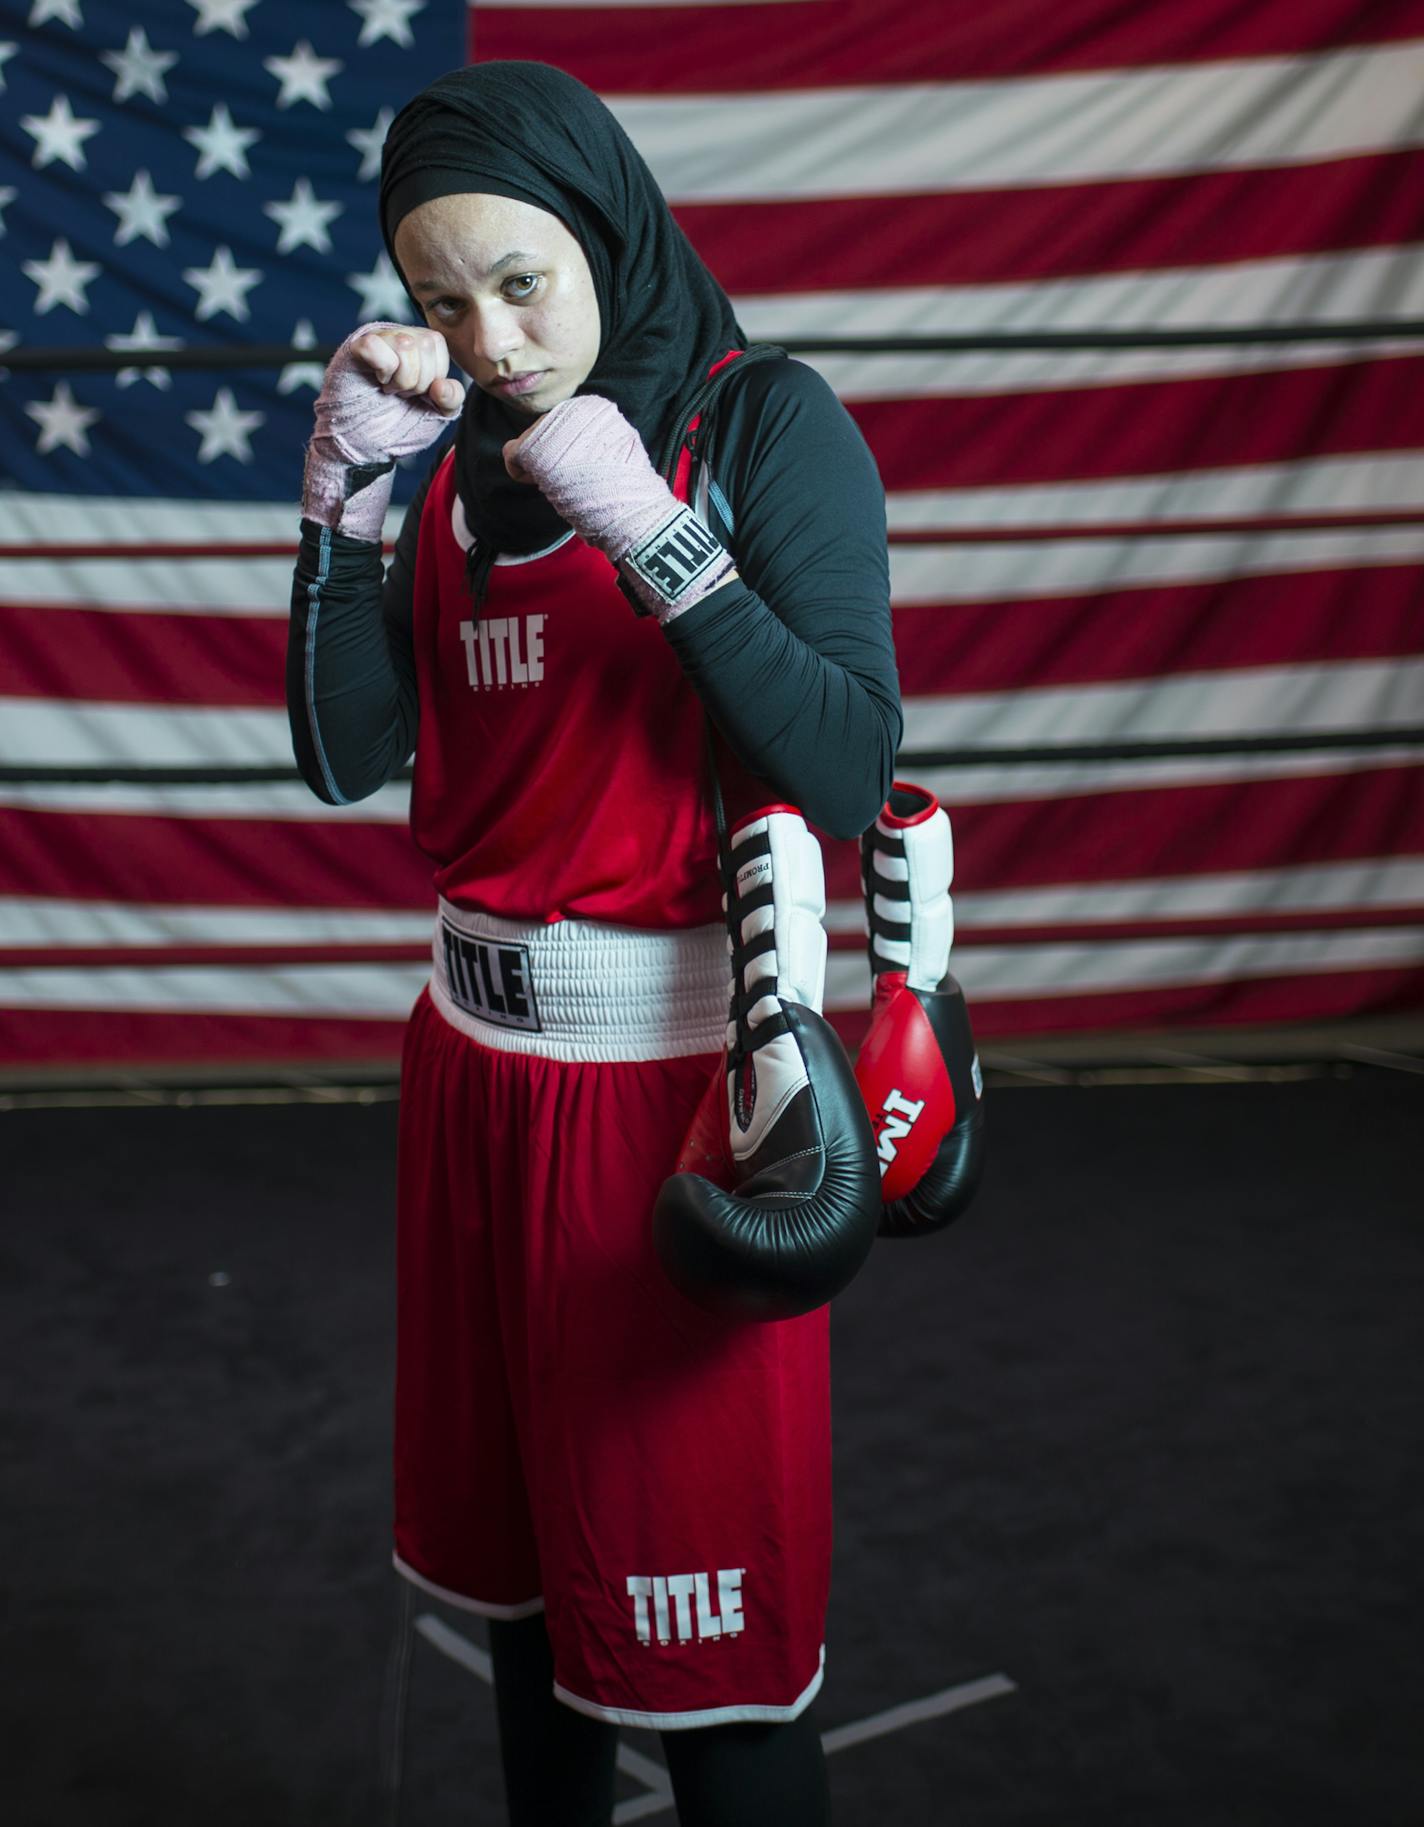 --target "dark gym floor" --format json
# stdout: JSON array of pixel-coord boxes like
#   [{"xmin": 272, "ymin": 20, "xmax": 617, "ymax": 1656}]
[{"xmin": 4, "ymin": 1064, "xmax": 1421, "ymax": 1826}]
